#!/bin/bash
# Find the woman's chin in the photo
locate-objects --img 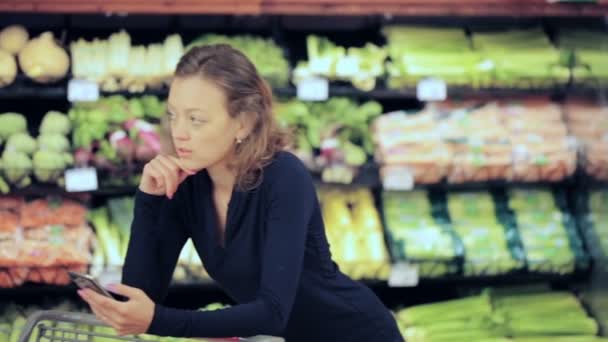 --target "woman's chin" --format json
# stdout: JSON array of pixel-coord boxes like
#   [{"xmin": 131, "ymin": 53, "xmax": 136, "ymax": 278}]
[{"xmin": 178, "ymin": 159, "xmax": 207, "ymax": 173}]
